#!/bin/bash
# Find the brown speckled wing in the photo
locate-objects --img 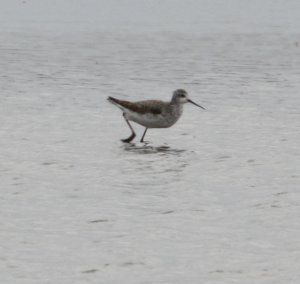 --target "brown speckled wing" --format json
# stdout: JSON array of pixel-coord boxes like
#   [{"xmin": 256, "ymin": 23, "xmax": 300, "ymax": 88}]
[
  {"xmin": 108, "ymin": 97, "xmax": 163, "ymax": 114},
  {"xmin": 135, "ymin": 100, "xmax": 164, "ymax": 114}
]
